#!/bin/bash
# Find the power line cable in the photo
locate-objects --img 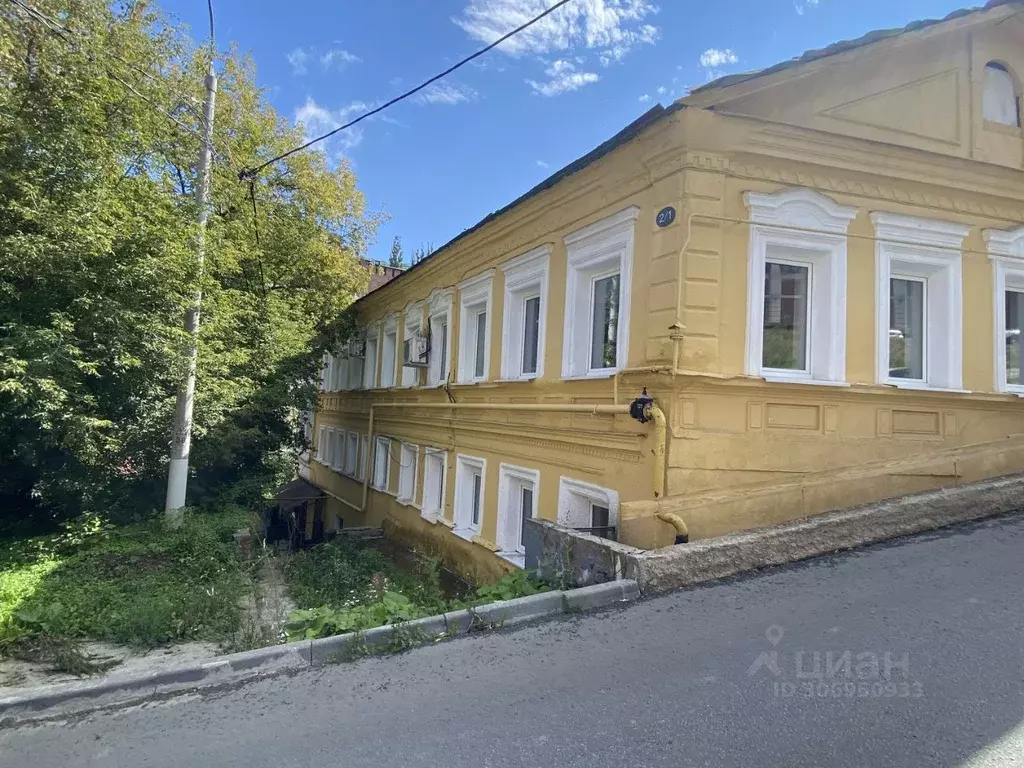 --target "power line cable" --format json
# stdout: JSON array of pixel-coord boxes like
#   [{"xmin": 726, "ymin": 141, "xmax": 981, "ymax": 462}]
[{"xmin": 238, "ymin": 0, "xmax": 576, "ymax": 181}]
